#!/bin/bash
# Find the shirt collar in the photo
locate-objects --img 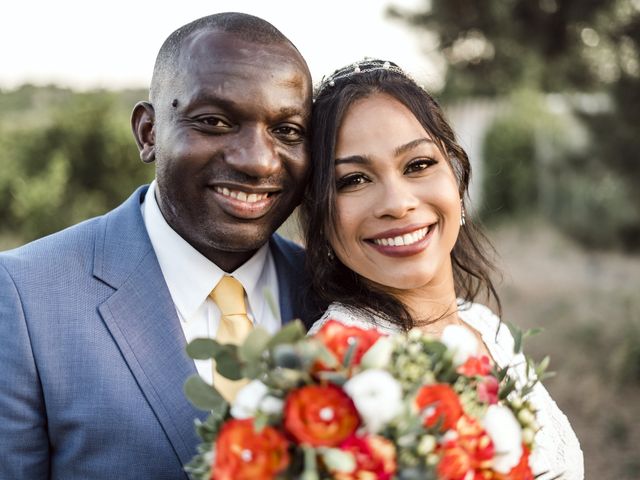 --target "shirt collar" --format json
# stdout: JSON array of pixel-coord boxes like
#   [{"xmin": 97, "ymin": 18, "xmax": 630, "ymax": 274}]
[{"xmin": 142, "ymin": 181, "xmax": 271, "ymax": 322}]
